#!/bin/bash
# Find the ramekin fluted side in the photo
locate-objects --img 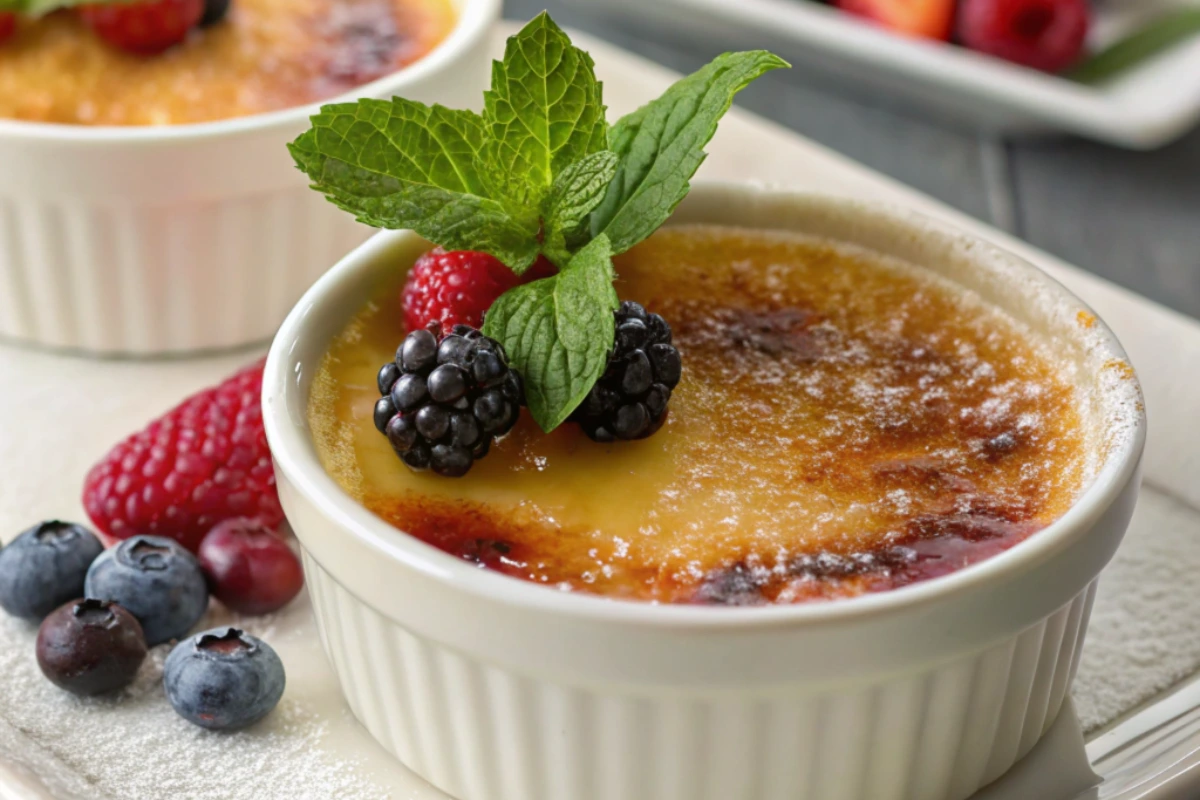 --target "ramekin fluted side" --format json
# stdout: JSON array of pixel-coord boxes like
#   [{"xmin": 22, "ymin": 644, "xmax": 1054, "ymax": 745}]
[
  {"xmin": 0, "ymin": 192, "xmax": 369, "ymax": 355},
  {"xmin": 302, "ymin": 549, "xmax": 1097, "ymax": 800}
]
